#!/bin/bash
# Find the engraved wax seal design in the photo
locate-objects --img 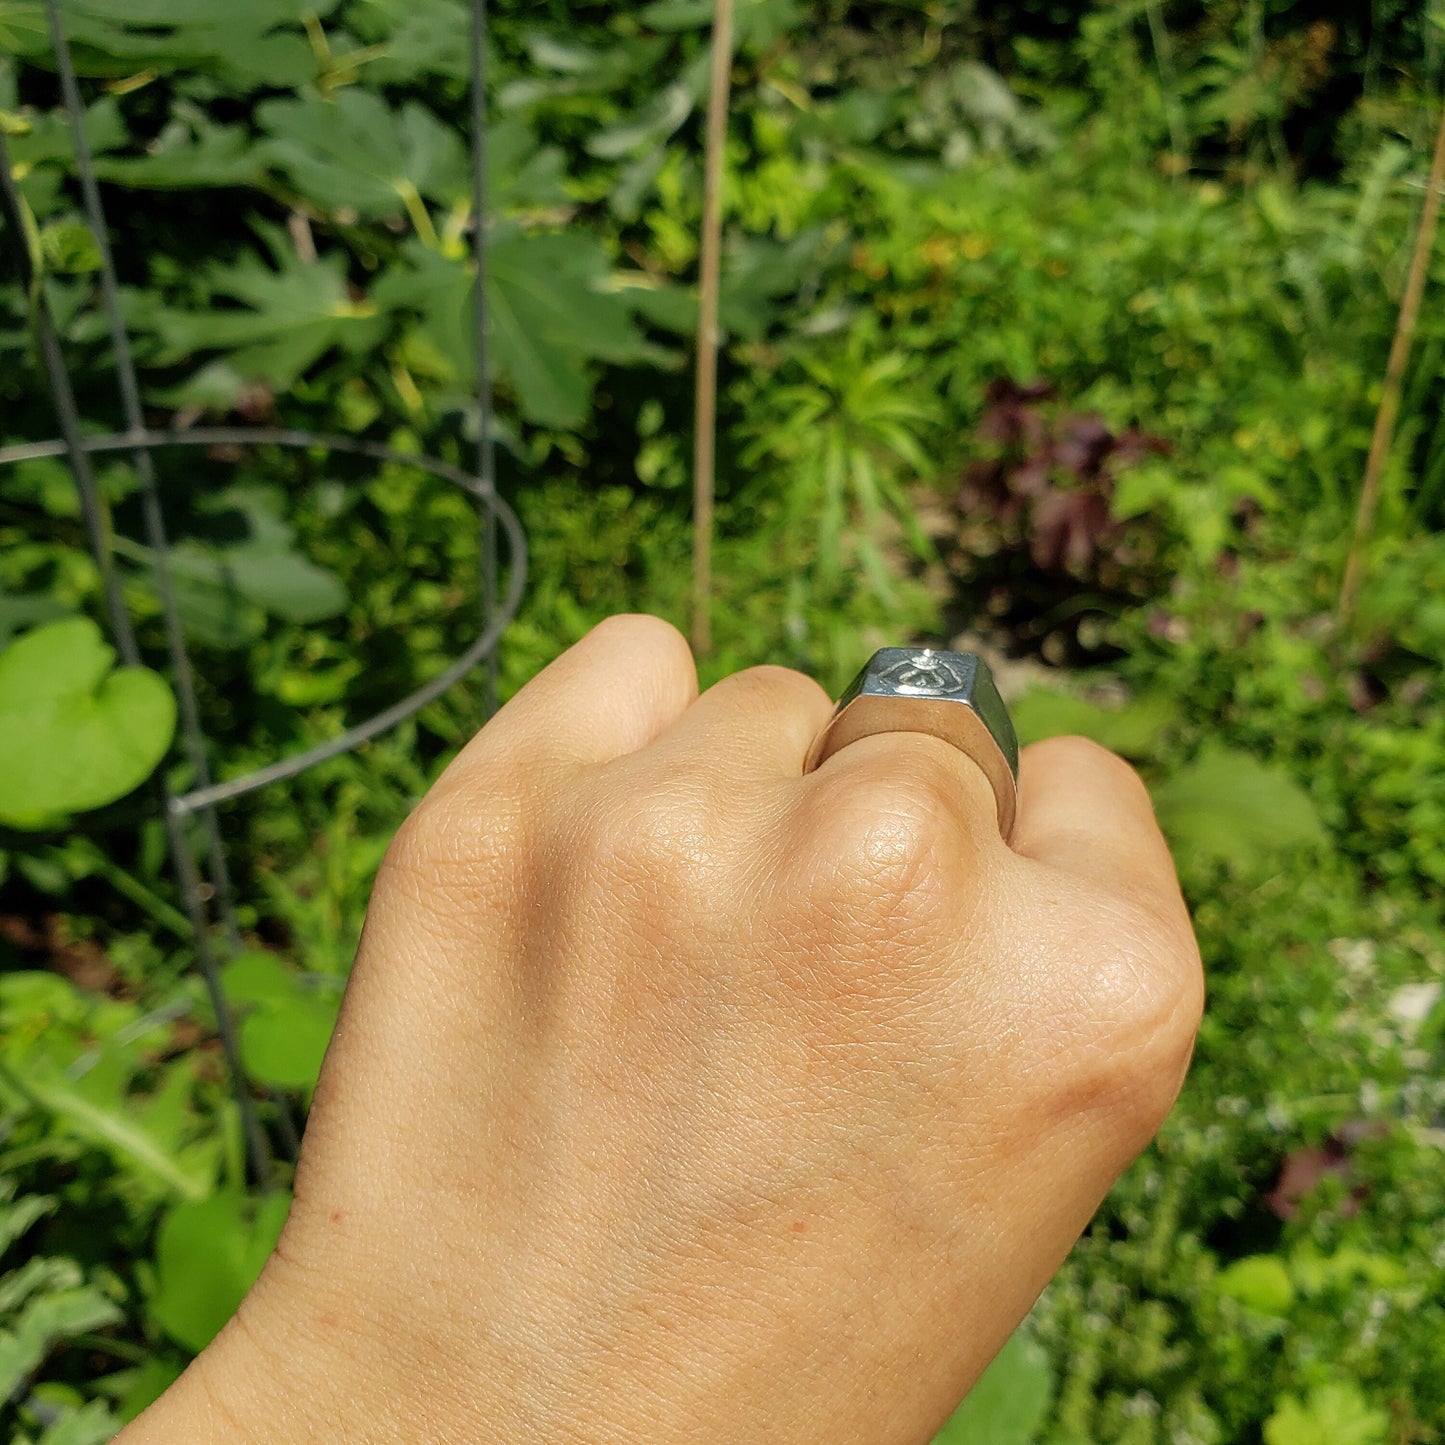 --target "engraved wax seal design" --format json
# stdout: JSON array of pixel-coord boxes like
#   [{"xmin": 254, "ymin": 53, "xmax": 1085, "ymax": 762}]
[{"xmin": 876, "ymin": 650, "xmax": 971, "ymax": 696}]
